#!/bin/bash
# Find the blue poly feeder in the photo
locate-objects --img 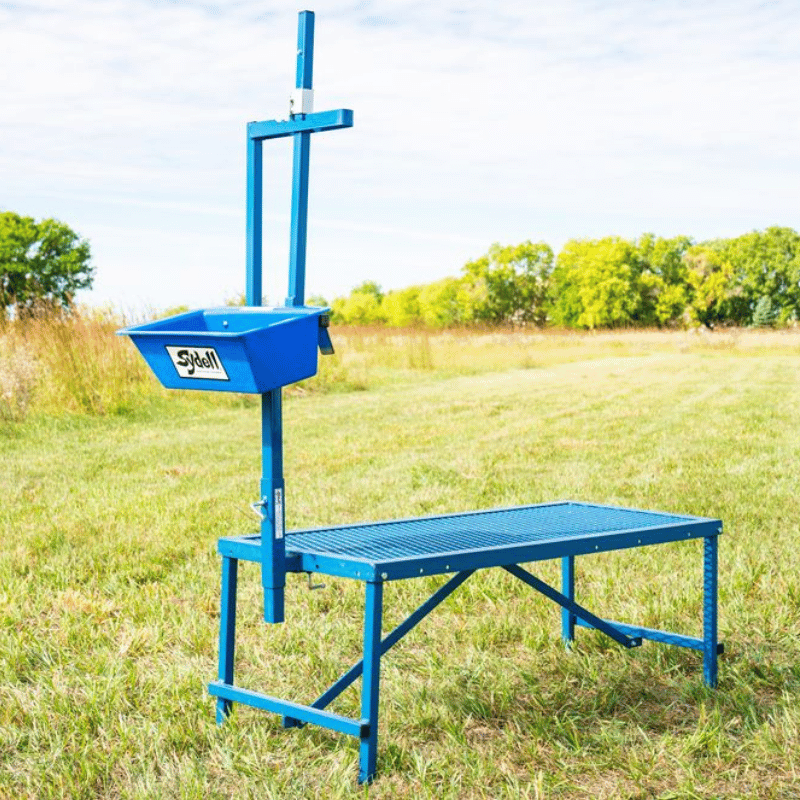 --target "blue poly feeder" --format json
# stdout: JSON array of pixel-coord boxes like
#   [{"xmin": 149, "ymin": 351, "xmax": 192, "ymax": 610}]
[{"xmin": 118, "ymin": 306, "xmax": 334, "ymax": 394}]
